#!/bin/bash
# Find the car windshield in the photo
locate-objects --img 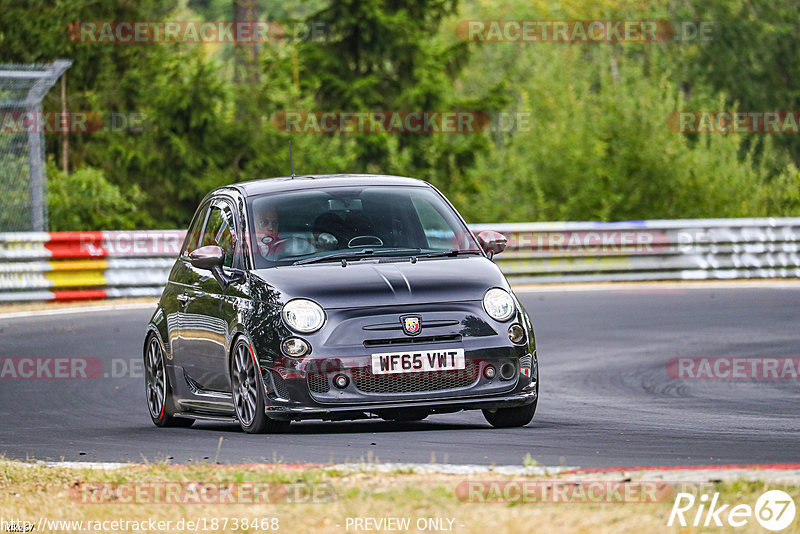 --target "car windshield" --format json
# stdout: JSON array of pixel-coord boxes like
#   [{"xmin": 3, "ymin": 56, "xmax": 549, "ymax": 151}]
[{"xmin": 247, "ymin": 185, "xmax": 481, "ymax": 268}]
